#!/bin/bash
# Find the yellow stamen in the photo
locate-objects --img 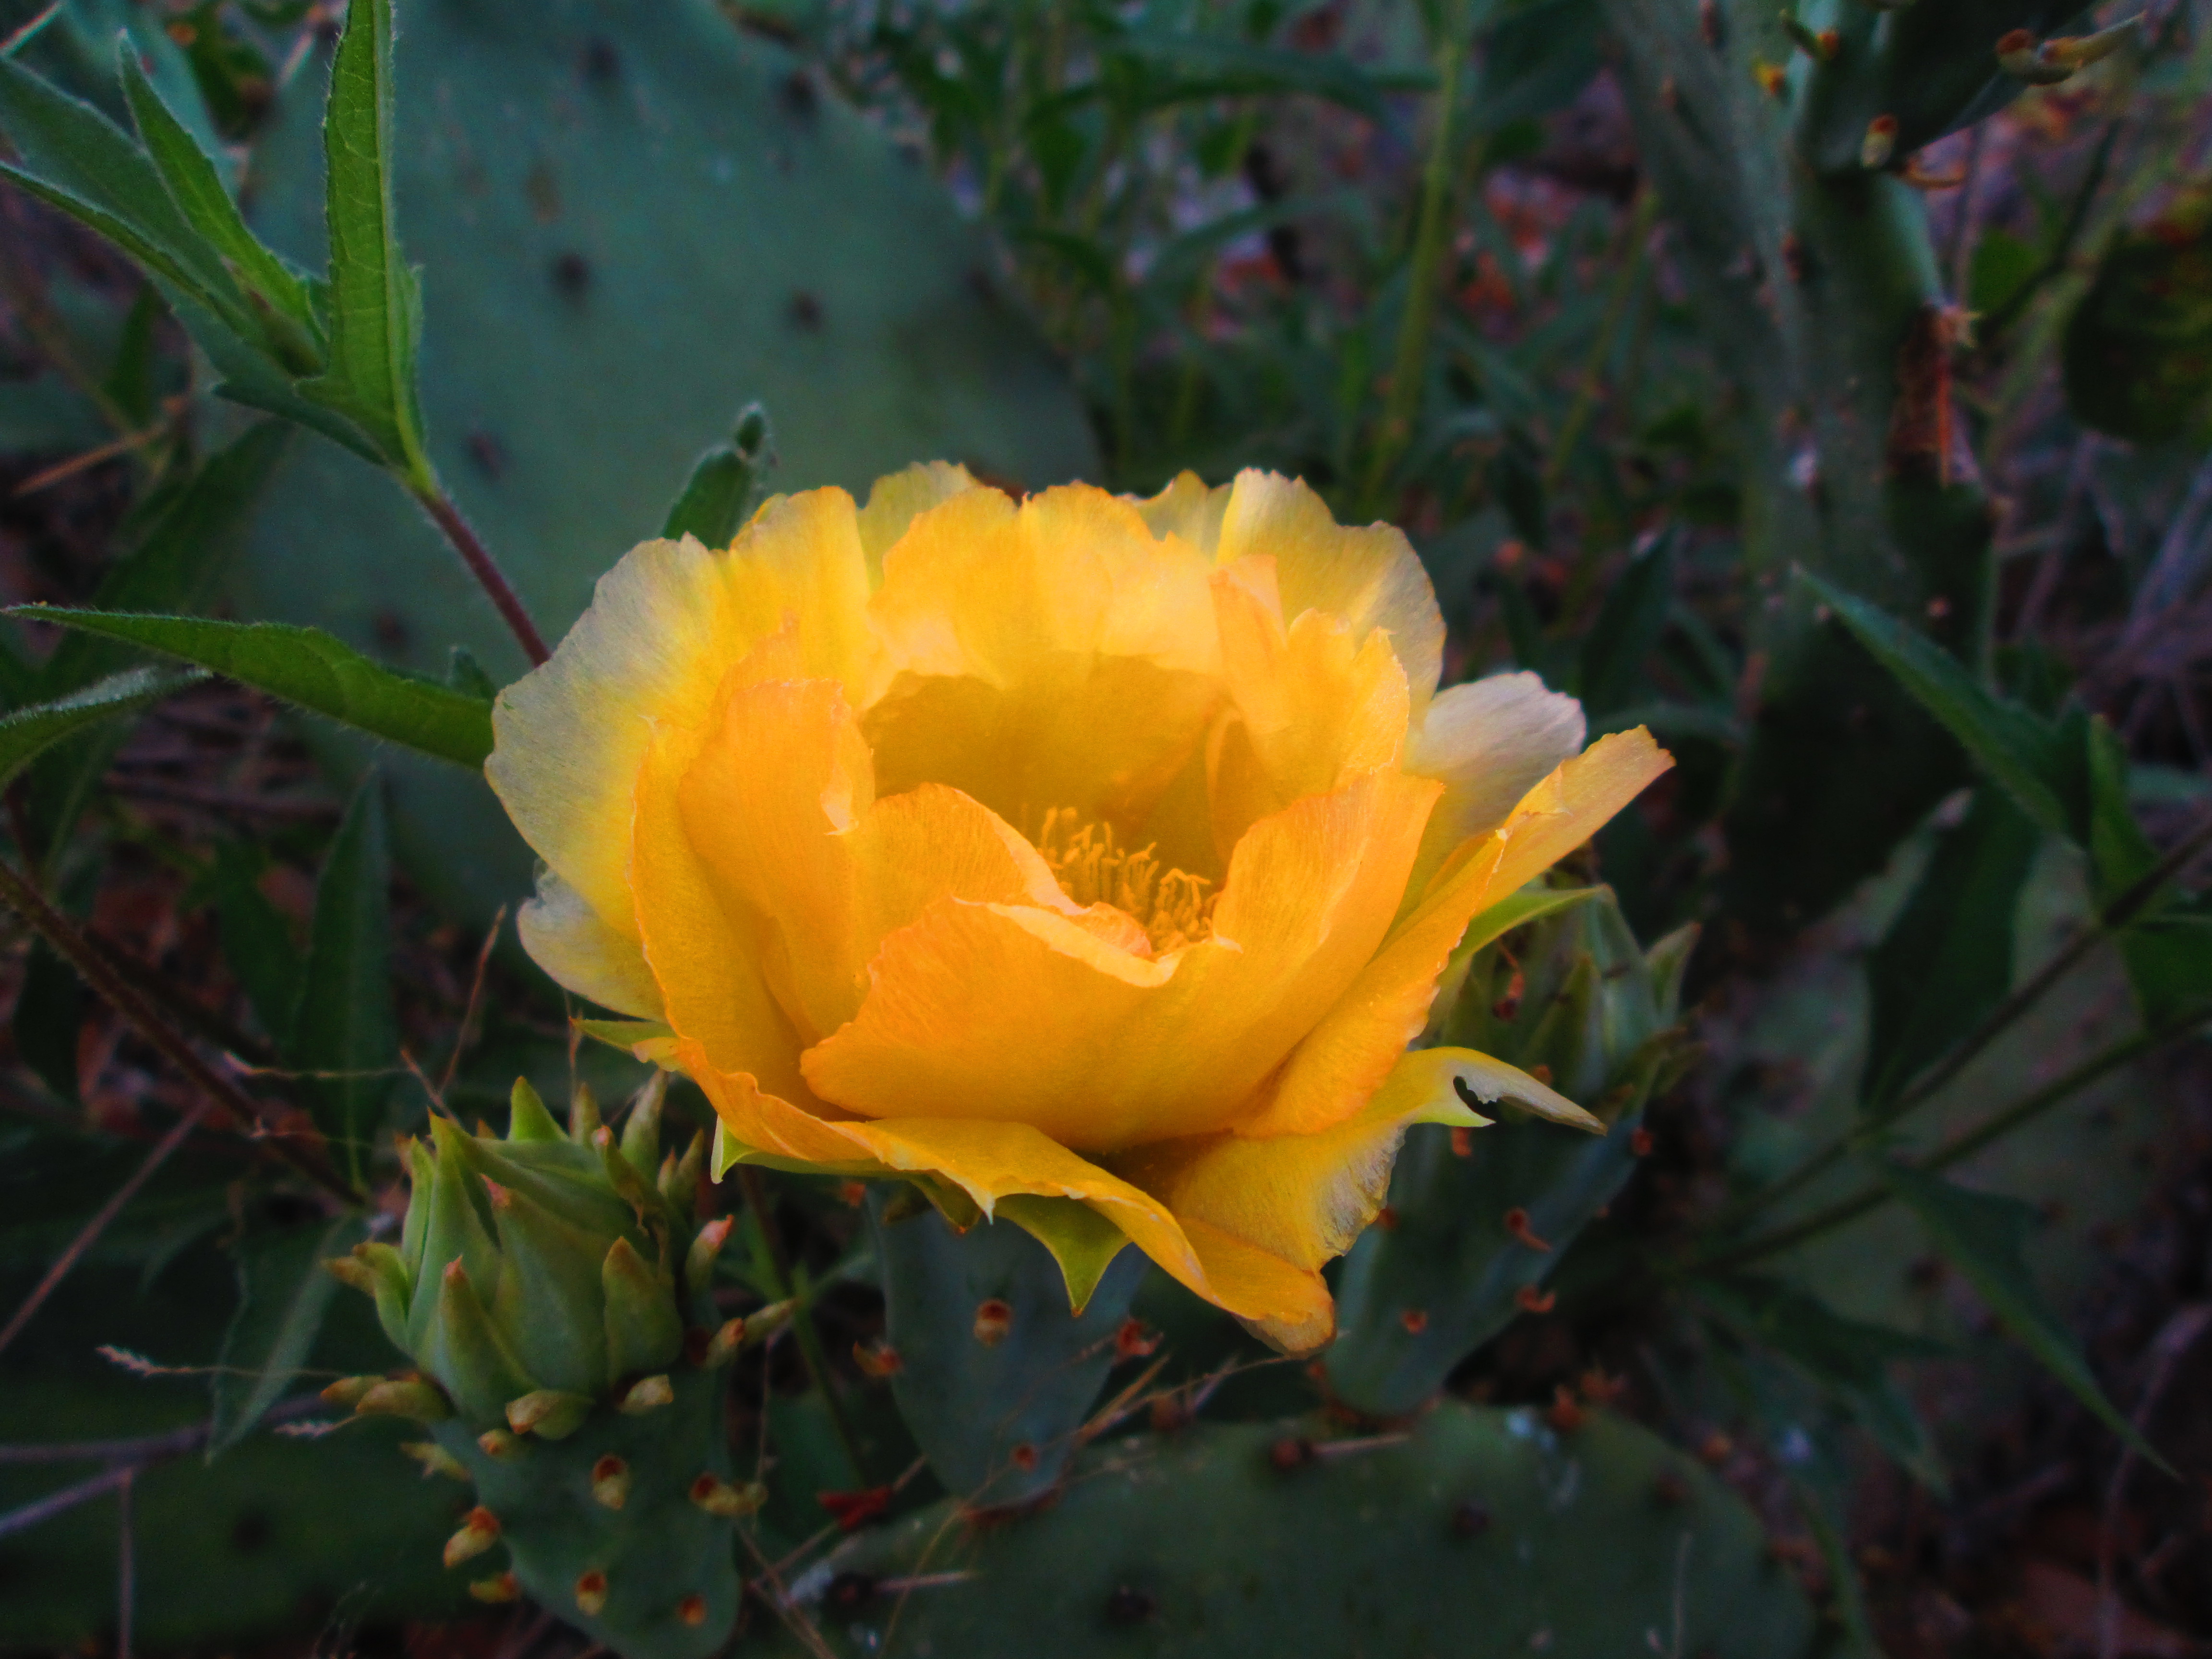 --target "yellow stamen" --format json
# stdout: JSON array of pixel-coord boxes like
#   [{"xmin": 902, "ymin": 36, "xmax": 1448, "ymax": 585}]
[{"xmin": 1035, "ymin": 808, "xmax": 1216, "ymax": 953}]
